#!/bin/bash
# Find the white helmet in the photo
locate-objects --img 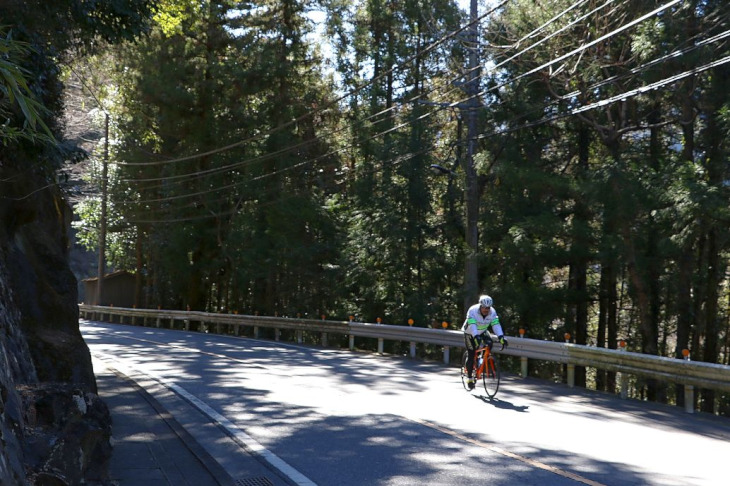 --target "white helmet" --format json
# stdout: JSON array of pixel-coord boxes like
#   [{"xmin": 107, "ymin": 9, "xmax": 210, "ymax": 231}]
[{"xmin": 479, "ymin": 295, "xmax": 493, "ymax": 307}]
